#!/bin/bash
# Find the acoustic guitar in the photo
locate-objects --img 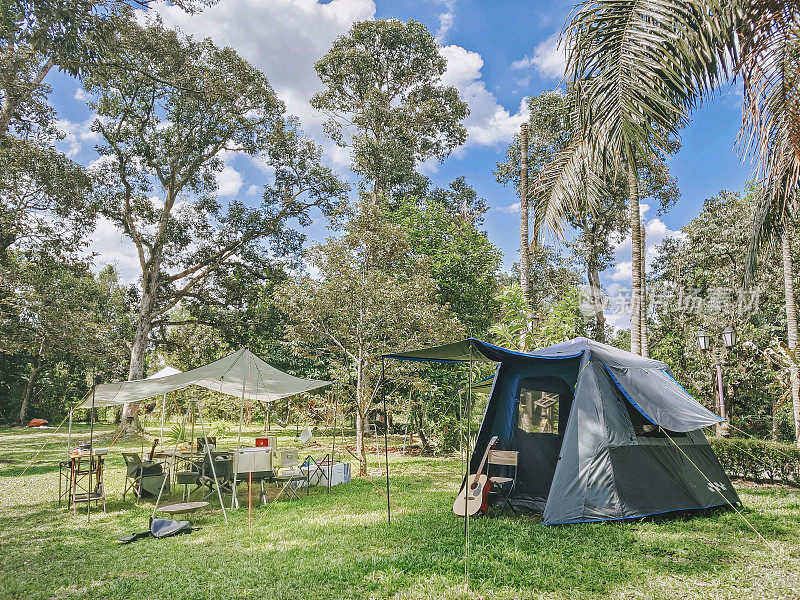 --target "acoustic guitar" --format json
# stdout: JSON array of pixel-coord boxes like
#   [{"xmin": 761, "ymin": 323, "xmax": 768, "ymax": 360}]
[{"xmin": 452, "ymin": 436, "xmax": 499, "ymax": 517}]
